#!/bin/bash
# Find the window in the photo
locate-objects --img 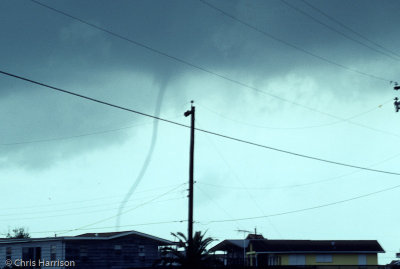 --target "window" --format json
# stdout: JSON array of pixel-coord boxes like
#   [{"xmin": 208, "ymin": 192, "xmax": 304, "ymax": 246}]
[
  {"xmin": 6, "ymin": 247, "xmax": 12, "ymax": 260},
  {"xmin": 358, "ymin": 254, "xmax": 367, "ymax": 265},
  {"xmin": 22, "ymin": 247, "xmax": 41, "ymax": 266},
  {"xmin": 316, "ymin": 254, "xmax": 332, "ymax": 263},
  {"xmin": 138, "ymin": 245, "xmax": 146, "ymax": 262},
  {"xmin": 22, "ymin": 247, "xmax": 34, "ymax": 261},
  {"xmin": 138, "ymin": 245, "xmax": 145, "ymax": 257},
  {"xmin": 114, "ymin": 245, "xmax": 122, "ymax": 255},
  {"xmin": 289, "ymin": 255, "xmax": 305, "ymax": 265},
  {"xmin": 50, "ymin": 245, "xmax": 57, "ymax": 261},
  {"xmin": 268, "ymin": 255, "xmax": 281, "ymax": 265}
]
